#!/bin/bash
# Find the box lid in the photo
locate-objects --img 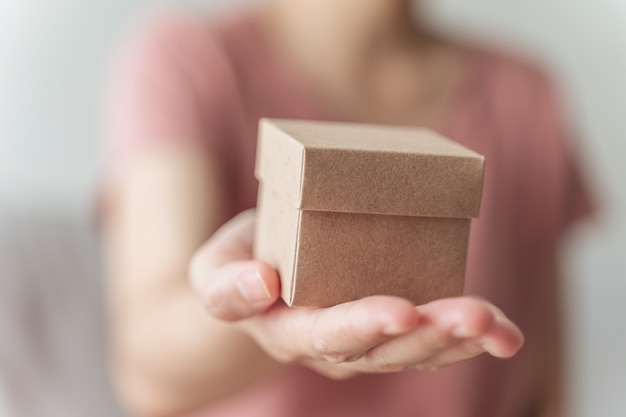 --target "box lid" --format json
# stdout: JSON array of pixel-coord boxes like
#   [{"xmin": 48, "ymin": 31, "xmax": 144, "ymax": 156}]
[{"xmin": 255, "ymin": 119, "xmax": 485, "ymax": 218}]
